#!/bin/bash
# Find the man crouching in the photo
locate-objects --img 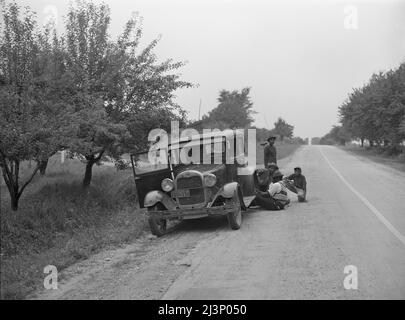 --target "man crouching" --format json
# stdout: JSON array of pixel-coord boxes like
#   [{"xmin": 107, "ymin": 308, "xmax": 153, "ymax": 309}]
[
  {"xmin": 286, "ymin": 167, "xmax": 307, "ymax": 202},
  {"xmin": 251, "ymin": 169, "xmax": 290, "ymax": 210},
  {"xmin": 268, "ymin": 170, "xmax": 290, "ymax": 207}
]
